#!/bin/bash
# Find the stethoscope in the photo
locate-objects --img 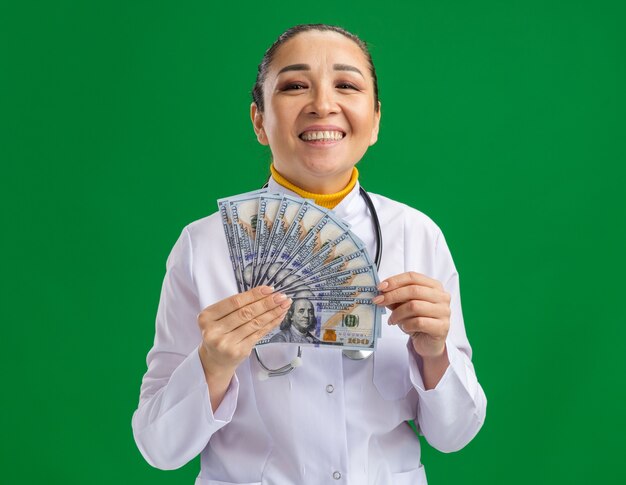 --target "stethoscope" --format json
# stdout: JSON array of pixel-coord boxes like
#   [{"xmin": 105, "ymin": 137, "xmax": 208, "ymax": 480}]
[{"xmin": 255, "ymin": 184, "xmax": 383, "ymax": 379}]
